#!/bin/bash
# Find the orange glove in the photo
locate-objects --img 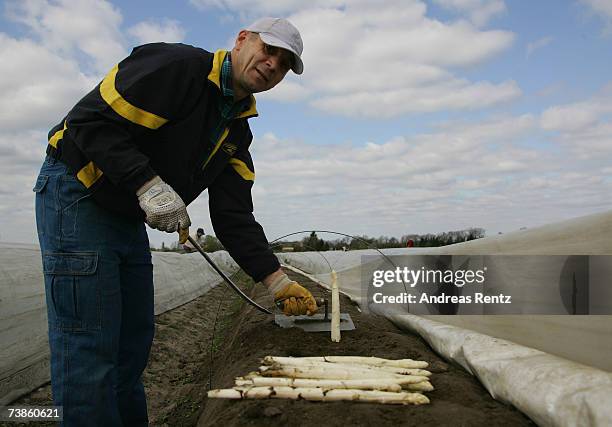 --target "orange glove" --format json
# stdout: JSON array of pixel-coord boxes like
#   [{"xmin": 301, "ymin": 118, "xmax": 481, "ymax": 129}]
[
  {"xmin": 178, "ymin": 227, "xmax": 190, "ymax": 244},
  {"xmin": 266, "ymin": 273, "xmax": 318, "ymax": 316}
]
